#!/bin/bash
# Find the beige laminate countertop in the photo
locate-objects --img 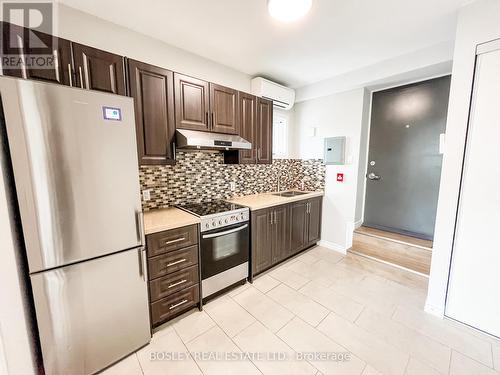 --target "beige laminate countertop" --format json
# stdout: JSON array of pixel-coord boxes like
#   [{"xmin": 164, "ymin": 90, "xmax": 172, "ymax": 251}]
[
  {"xmin": 226, "ymin": 190, "xmax": 324, "ymax": 211},
  {"xmin": 143, "ymin": 191, "xmax": 323, "ymax": 234},
  {"xmin": 143, "ymin": 207, "xmax": 199, "ymax": 235}
]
